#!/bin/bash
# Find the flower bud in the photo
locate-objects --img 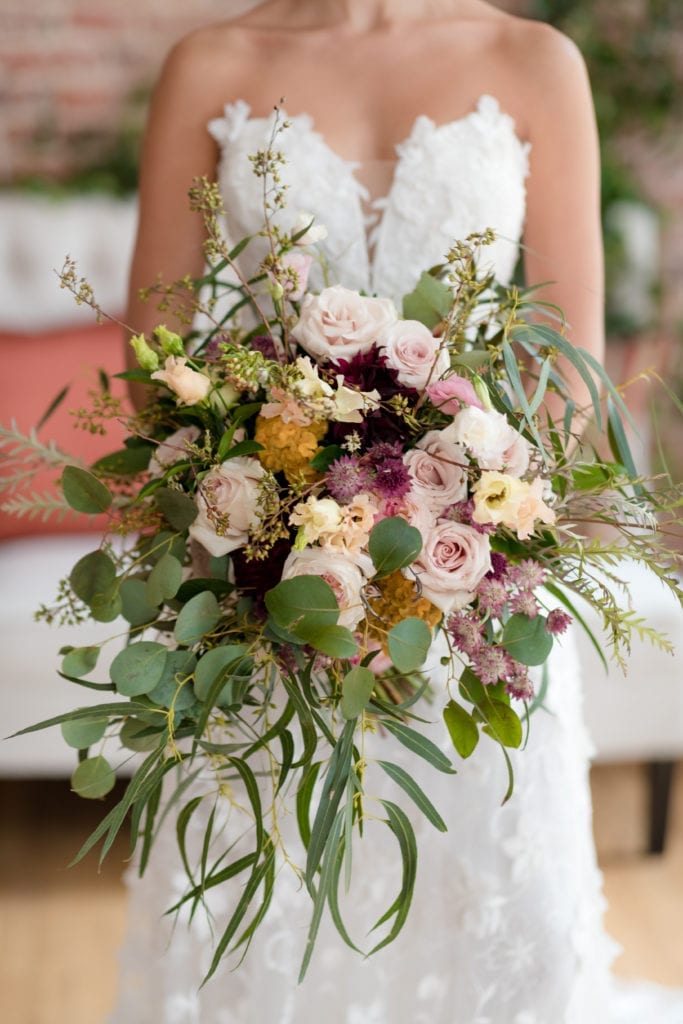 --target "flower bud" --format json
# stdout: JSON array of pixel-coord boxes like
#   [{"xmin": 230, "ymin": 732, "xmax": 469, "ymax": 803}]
[
  {"xmin": 472, "ymin": 374, "xmax": 493, "ymax": 411},
  {"xmin": 154, "ymin": 325, "xmax": 185, "ymax": 357},
  {"xmin": 129, "ymin": 333, "xmax": 159, "ymax": 372}
]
